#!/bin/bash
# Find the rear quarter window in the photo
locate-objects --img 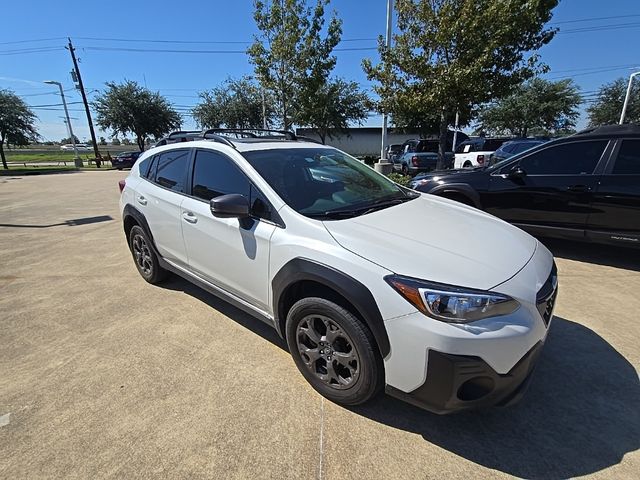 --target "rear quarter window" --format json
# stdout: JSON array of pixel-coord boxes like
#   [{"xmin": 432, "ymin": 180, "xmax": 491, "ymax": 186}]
[{"xmin": 612, "ymin": 139, "xmax": 640, "ymax": 174}]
